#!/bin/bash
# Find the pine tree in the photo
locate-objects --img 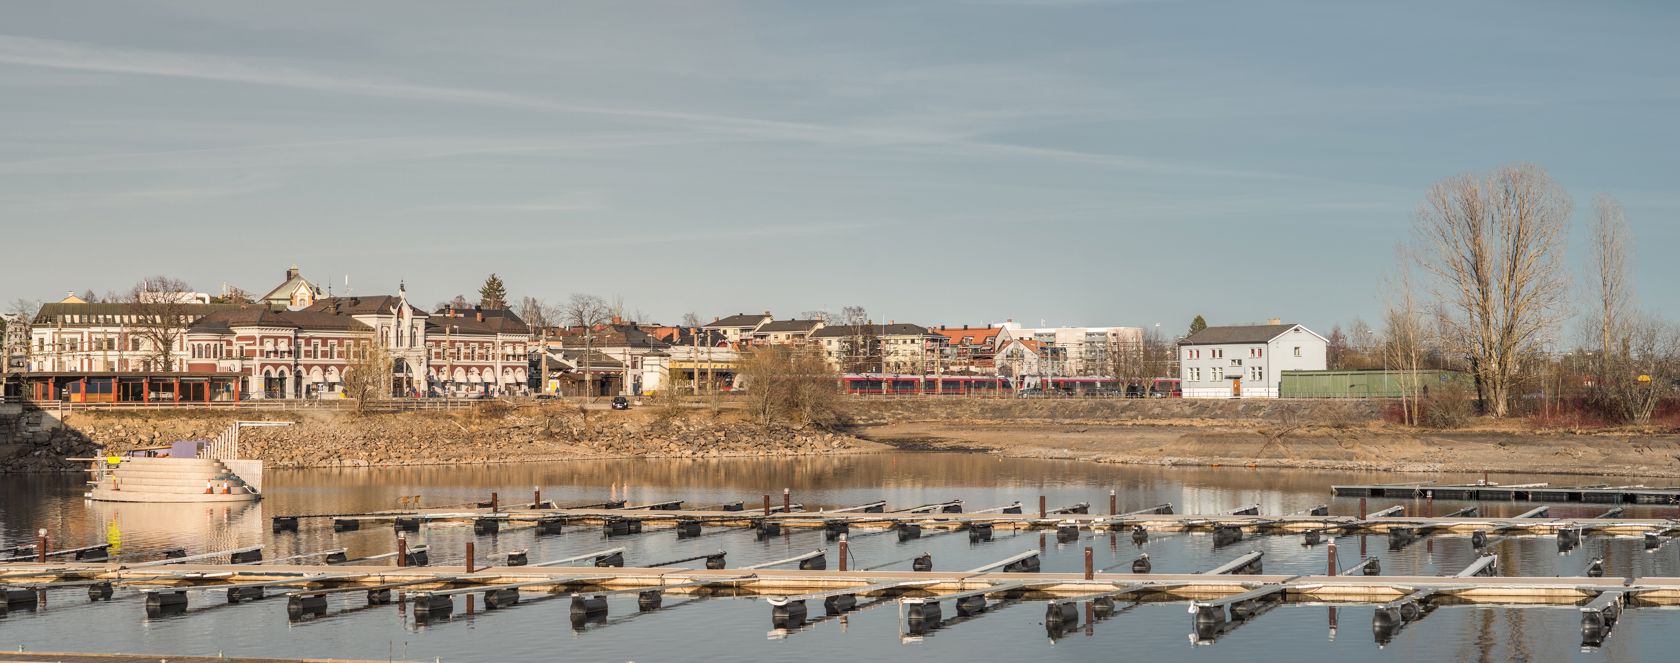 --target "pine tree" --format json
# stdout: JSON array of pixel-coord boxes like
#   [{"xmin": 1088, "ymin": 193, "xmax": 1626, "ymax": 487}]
[
  {"xmin": 478, "ymin": 274, "xmax": 508, "ymax": 310},
  {"xmin": 1188, "ymin": 315, "xmax": 1208, "ymax": 336}
]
